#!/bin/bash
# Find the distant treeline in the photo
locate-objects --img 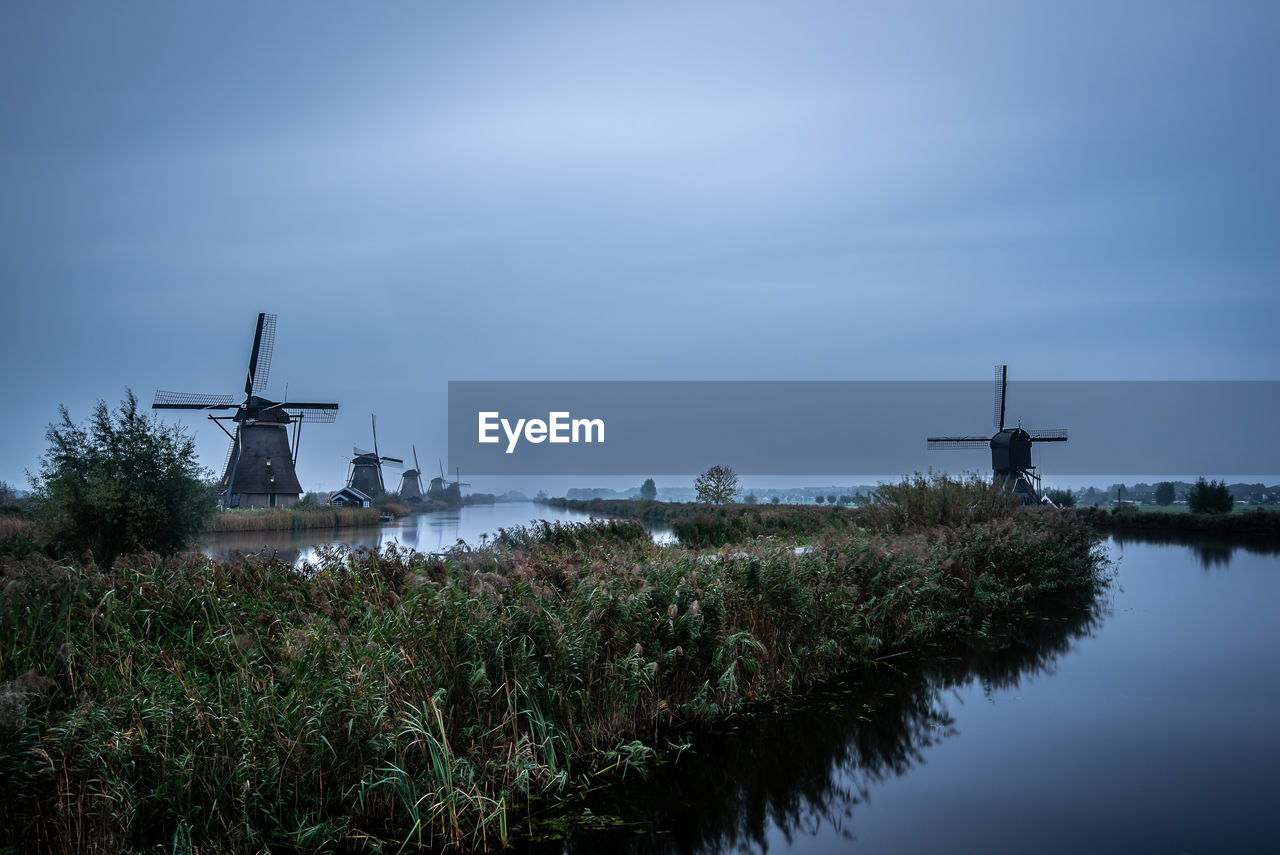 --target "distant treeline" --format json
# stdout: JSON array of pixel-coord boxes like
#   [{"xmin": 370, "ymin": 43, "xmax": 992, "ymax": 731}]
[{"xmin": 1068, "ymin": 481, "xmax": 1279, "ymax": 506}]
